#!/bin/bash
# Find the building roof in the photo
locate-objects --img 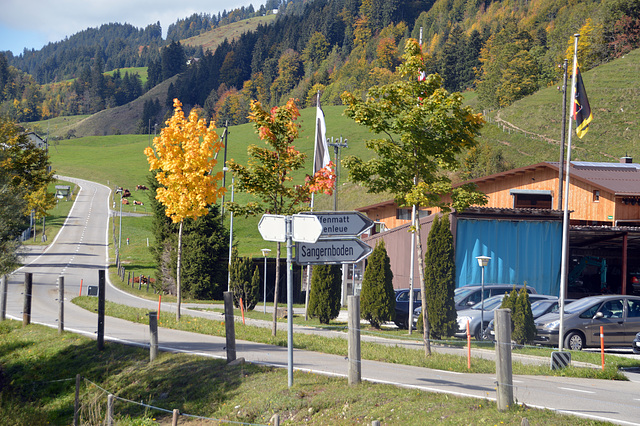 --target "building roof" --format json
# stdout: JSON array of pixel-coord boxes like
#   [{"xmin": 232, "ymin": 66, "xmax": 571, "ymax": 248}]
[{"xmin": 462, "ymin": 160, "xmax": 640, "ymax": 197}]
